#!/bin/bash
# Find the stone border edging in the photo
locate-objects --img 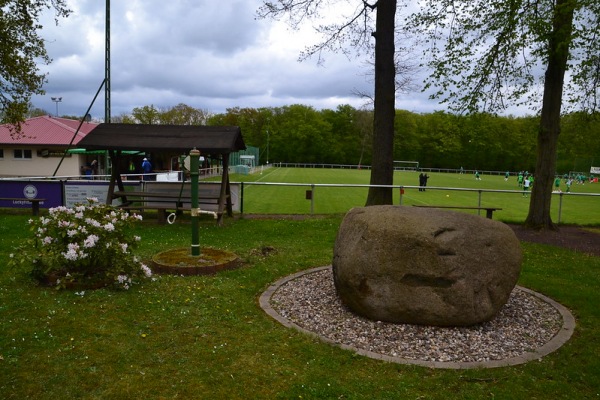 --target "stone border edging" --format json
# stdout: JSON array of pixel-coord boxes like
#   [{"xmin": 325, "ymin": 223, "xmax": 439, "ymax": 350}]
[{"xmin": 259, "ymin": 266, "xmax": 576, "ymax": 369}]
